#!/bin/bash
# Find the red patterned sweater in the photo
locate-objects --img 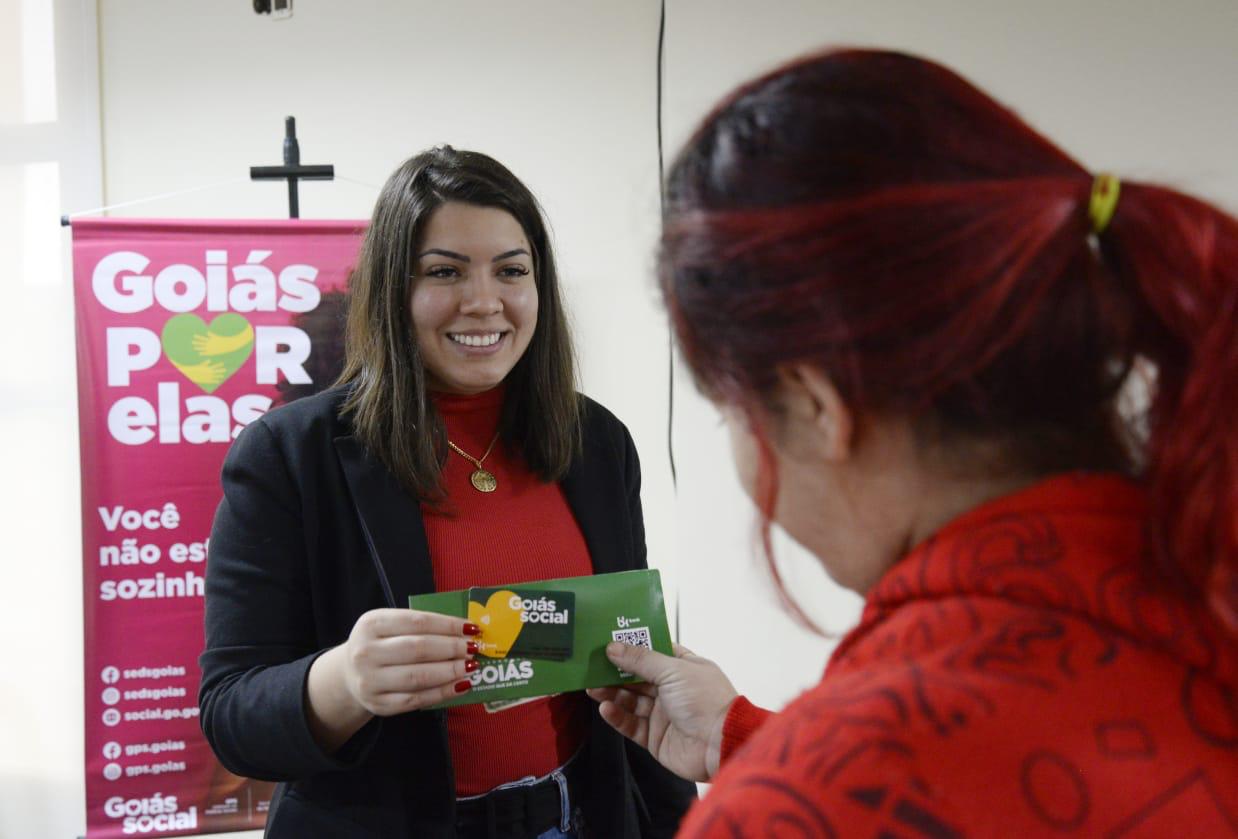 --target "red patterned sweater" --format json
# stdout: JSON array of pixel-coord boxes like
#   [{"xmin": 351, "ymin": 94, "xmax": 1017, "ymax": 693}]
[{"xmin": 680, "ymin": 474, "xmax": 1238, "ymax": 837}]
